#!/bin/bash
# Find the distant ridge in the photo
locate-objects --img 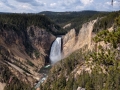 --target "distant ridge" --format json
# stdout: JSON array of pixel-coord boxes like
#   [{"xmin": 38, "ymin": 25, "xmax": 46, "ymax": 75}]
[{"xmin": 39, "ymin": 10, "xmax": 108, "ymax": 15}]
